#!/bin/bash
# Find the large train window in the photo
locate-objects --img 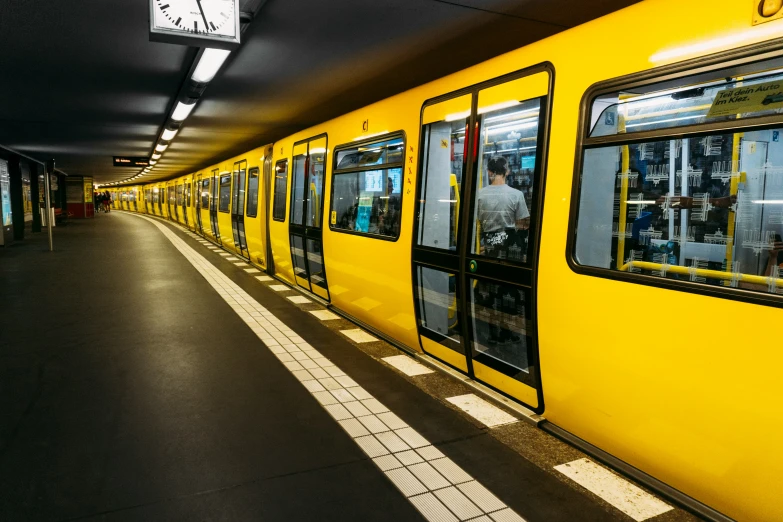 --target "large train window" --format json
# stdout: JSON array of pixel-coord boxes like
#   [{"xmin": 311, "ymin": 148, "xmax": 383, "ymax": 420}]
[
  {"xmin": 573, "ymin": 57, "xmax": 783, "ymax": 299},
  {"xmin": 218, "ymin": 173, "xmax": 231, "ymax": 212},
  {"xmin": 330, "ymin": 134, "xmax": 404, "ymax": 239},
  {"xmin": 246, "ymin": 167, "xmax": 259, "ymax": 218},
  {"xmin": 273, "ymin": 159, "xmax": 288, "ymax": 221}
]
